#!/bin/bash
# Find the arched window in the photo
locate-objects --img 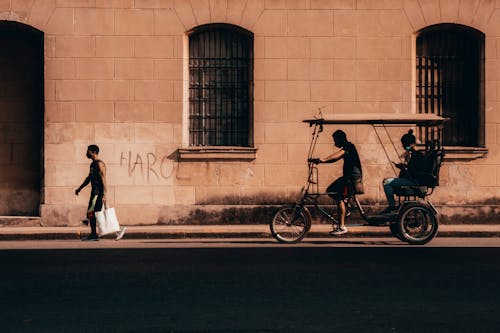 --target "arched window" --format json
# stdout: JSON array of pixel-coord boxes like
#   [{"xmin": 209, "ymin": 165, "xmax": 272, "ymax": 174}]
[
  {"xmin": 416, "ymin": 24, "xmax": 484, "ymax": 147},
  {"xmin": 188, "ymin": 24, "xmax": 253, "ymax": 147}
]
